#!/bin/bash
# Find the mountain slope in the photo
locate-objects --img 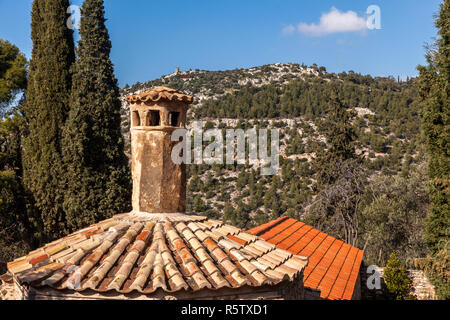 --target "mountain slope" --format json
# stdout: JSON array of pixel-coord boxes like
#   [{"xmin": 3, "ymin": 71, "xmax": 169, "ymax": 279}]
[{"xmin": 119, "ymin": 63, "xmax": 424, "ymax": 229}]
